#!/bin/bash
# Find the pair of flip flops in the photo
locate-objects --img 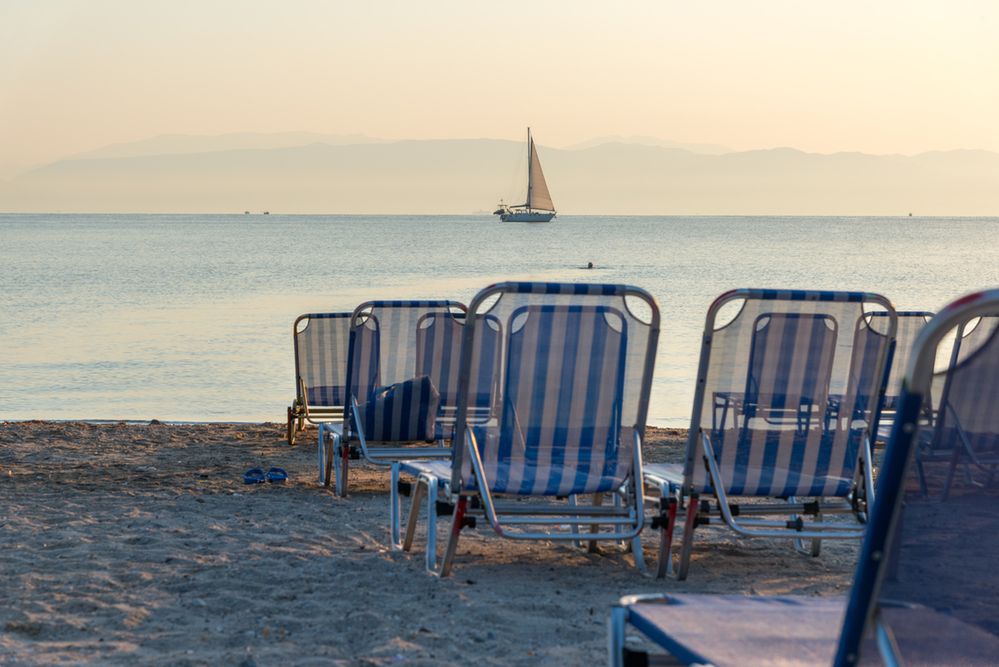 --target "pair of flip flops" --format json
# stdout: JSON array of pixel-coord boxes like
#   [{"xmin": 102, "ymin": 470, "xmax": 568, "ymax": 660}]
[{"xmin": 243, "ymin": 467, "xmax": 288, "ymax": 484}]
